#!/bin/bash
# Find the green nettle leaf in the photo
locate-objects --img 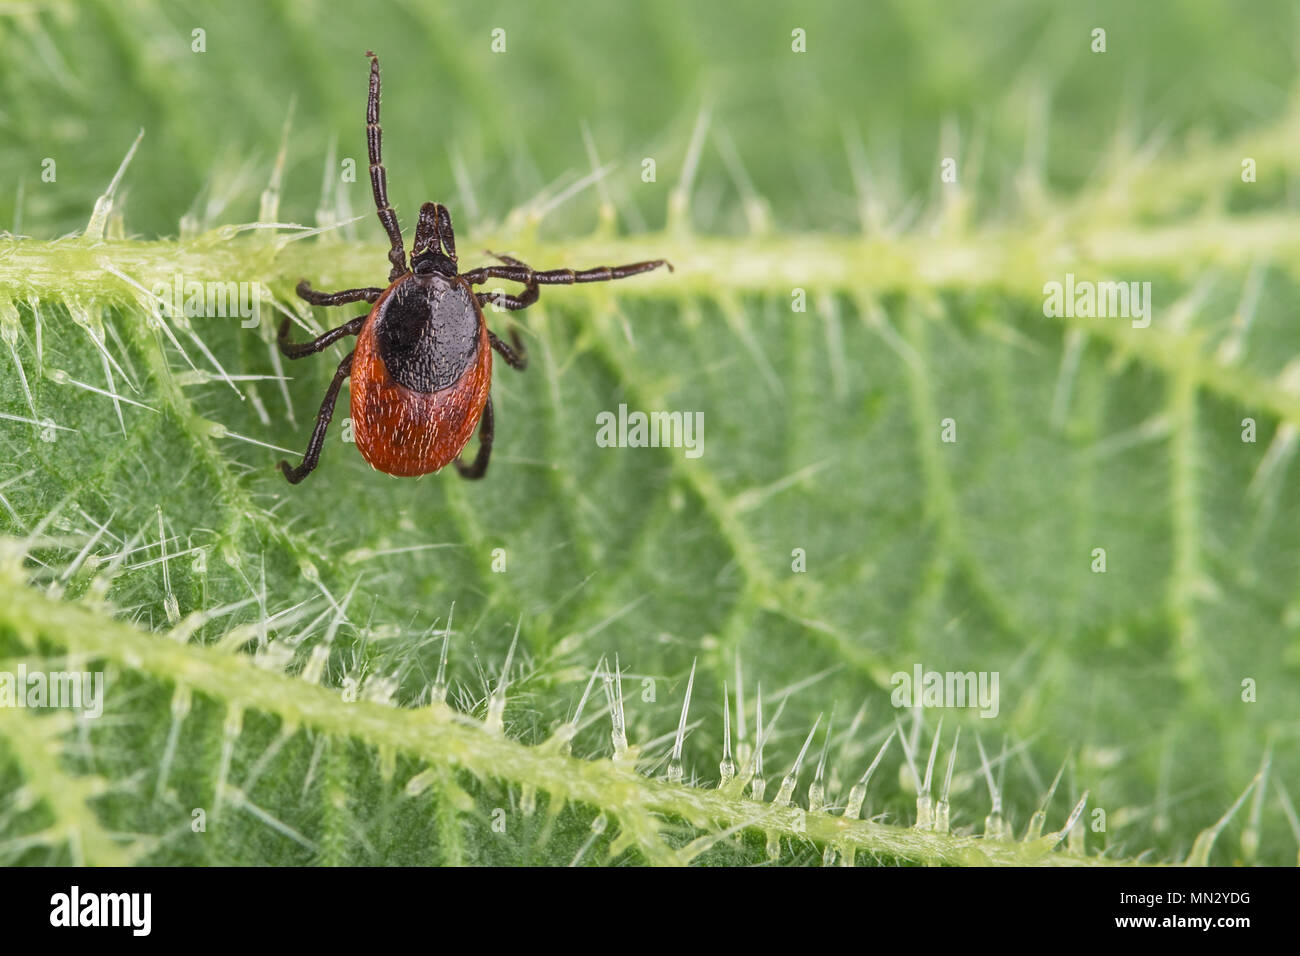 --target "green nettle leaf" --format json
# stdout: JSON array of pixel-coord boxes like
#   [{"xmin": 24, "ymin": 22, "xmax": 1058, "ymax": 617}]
[{"xmin": 0, "ymin": 1, "xmax": 1296, "ymax": 867}]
